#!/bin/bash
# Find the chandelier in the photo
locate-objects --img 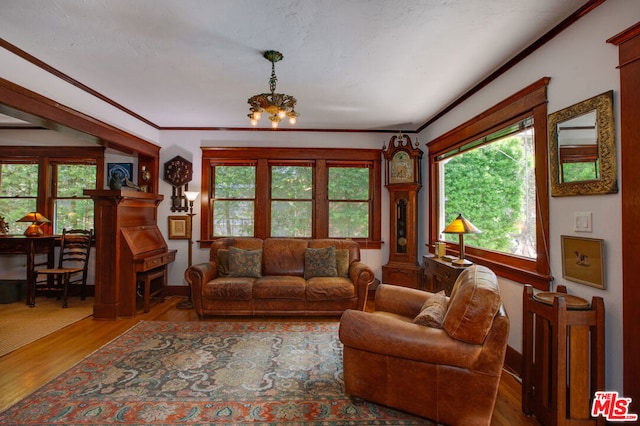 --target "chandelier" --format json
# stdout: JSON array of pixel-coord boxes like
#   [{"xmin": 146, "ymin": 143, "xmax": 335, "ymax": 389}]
[{"xmin": 247, "ymin": 50, "xmax": 298, "ymax": 128}]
